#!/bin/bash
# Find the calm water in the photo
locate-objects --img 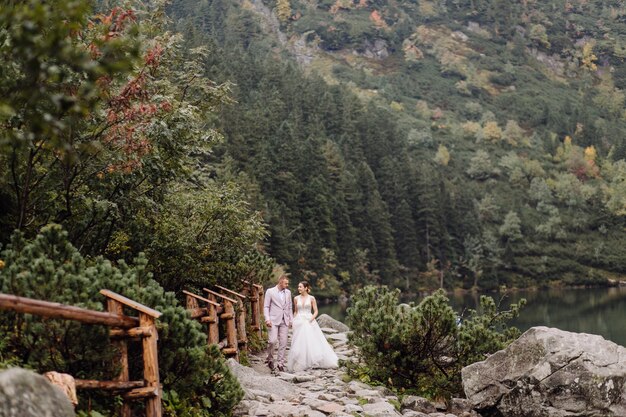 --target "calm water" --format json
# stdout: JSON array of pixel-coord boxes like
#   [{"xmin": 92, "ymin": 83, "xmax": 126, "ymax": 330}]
[{"xmin": 318, "ymin": 286, "xmax": 626, "ymax": 347}]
